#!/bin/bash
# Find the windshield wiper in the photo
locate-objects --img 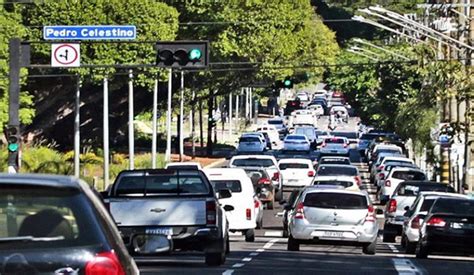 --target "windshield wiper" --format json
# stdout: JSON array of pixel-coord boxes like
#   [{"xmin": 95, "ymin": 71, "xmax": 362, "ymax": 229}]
[{"xmin": 0, "ymin": 236, "xmax": 65, "ymax": 243}]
